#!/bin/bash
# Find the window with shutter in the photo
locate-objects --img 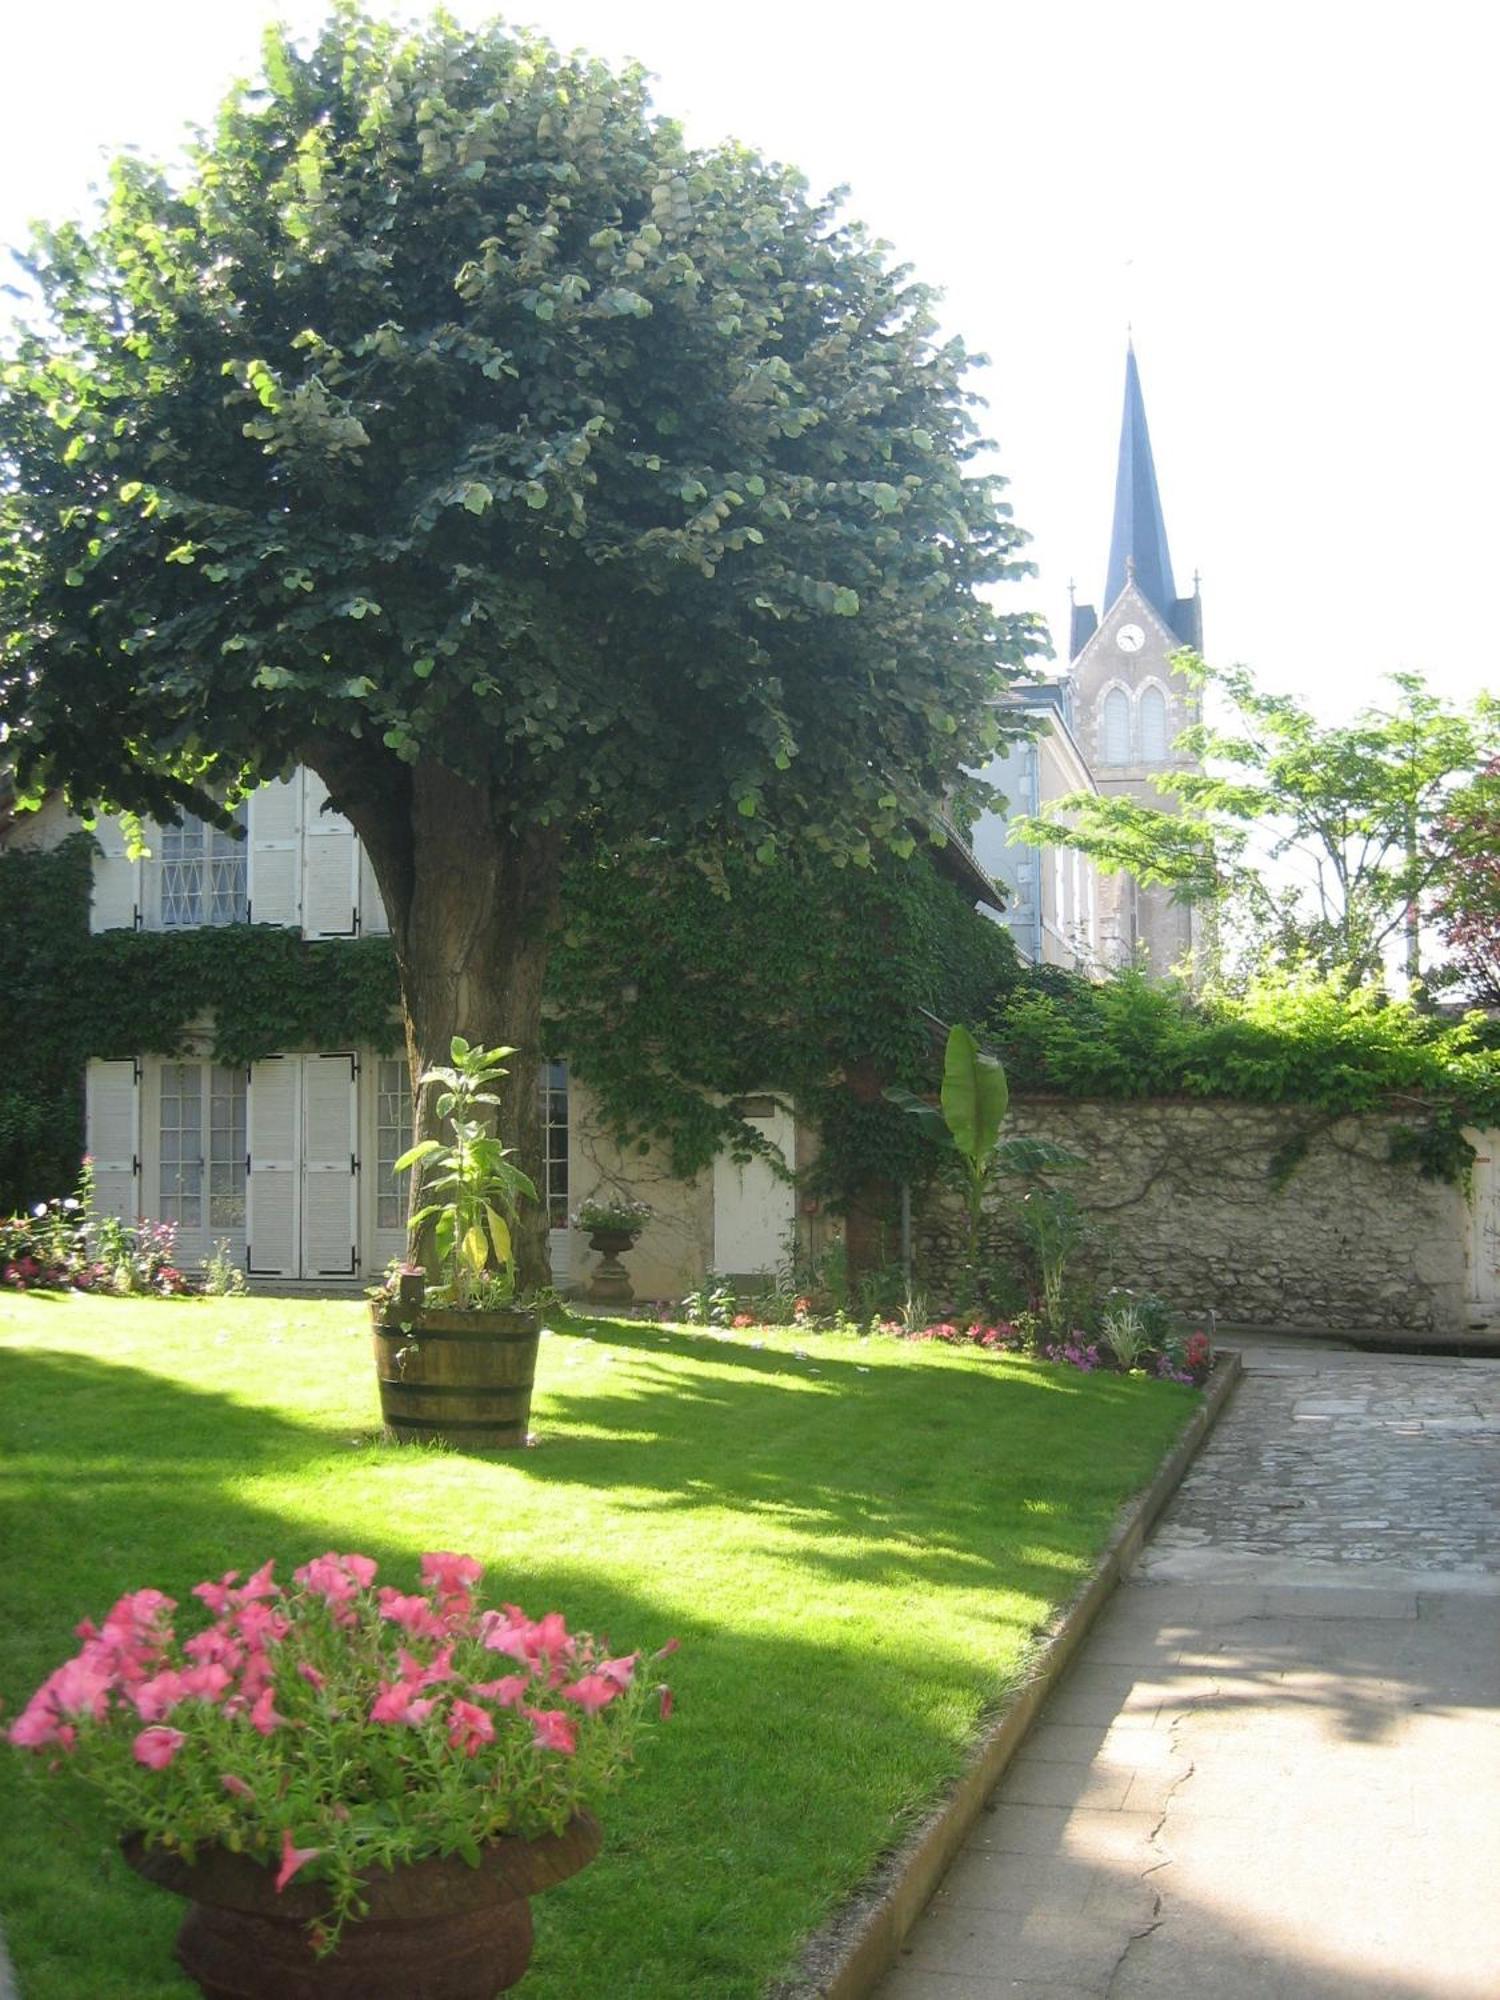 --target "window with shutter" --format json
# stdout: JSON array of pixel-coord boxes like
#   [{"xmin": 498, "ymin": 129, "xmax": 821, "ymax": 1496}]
[
  {"xmin": 301, "ymin": 771, "xmax": 359, "ymax": 938},
  {"xmin": 86, "ymin": 1061, "xmax": 141, "ymax": 1220},
  {"xmin": 158, "ymin": 809, "xmax": 248, "ymax": 928},
  {"xmin": 248, "ymin": 780, "xmax": 301, "ymax": 928},
  {"xmin": 90, "ymin": 819, "xmax": 142, "ymax": 933},
  {"xmin": 1101, "ymin": 687, "xmax": 1132, "ymax": 765},
  {"xmin": 1139, "ymin": 686, "xmax": 1168, "ymax": 762}
]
